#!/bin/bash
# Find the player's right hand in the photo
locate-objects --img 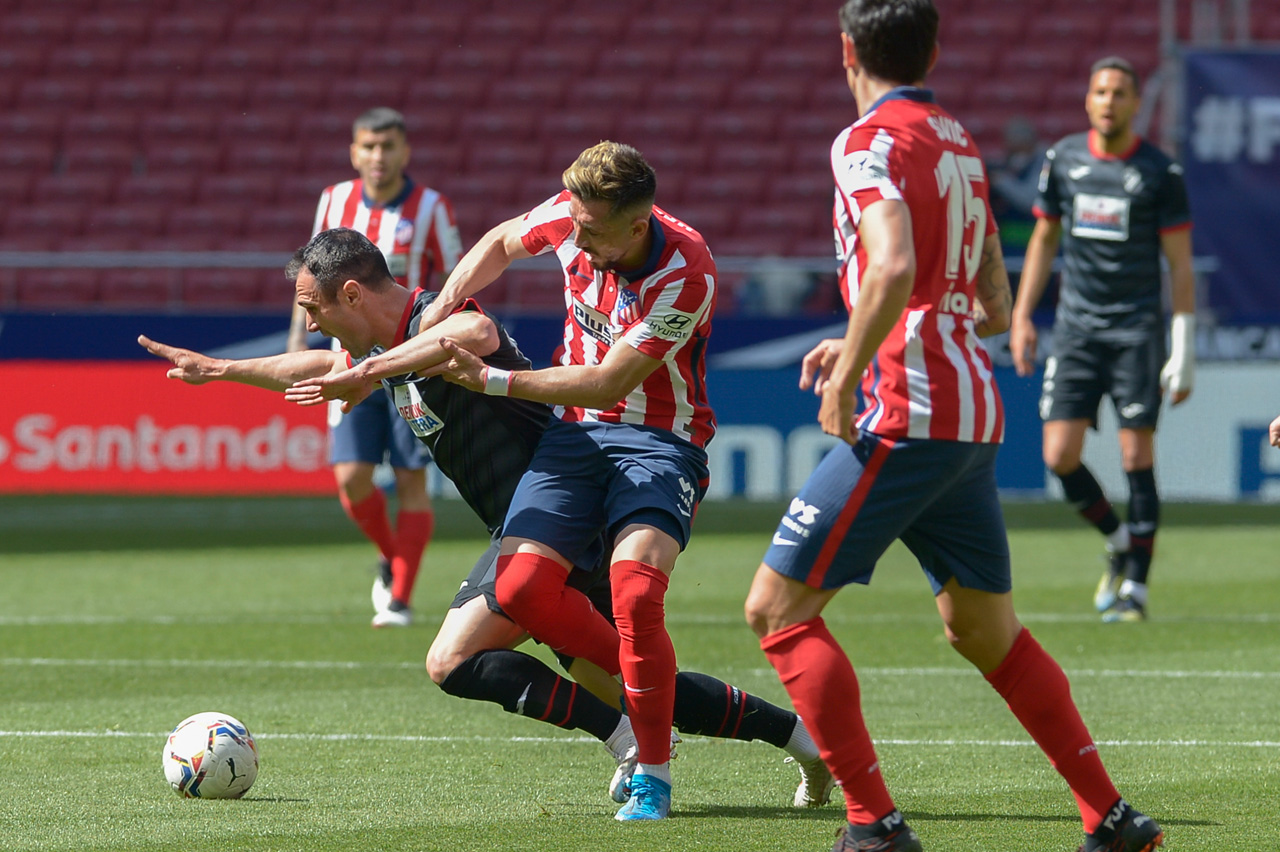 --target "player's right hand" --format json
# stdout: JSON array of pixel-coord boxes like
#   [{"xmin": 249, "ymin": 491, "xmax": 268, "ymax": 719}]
[
  {"xmin": 799, "ymin": 338, "xmax": 844, "ymax": 394},
  {"xmin": 137, "ymin": 335, "xmax": 221, "ymax": 384},
  {"xmin": 1008, "ymin": 317, "xmax": 1038, "ymax": 377},
  {"xmin": 1269, "ymin": 414, "xmax": 1280, "ymax": 448}
]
